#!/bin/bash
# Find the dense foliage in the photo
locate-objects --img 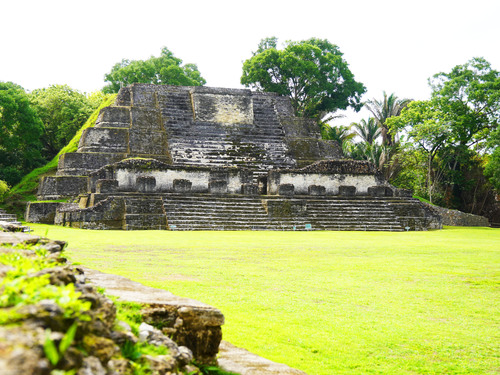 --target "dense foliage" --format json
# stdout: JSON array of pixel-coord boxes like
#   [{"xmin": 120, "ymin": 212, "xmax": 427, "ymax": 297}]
[
  {"xmin": 387, "ymin": 57, "xmax": 499, "ymax": 209},
  {"xmin": 330, "ymin": 57, "xmax": 499, "ymax": 222},
  {"xmin": 103, "ymin": 47, "xmax": 206, "ymax": 93},
  {"xmin": 0, "ymin": 82, "xmax": 45, "ymax": 186},
  {"xmin": 30, "ymin": 85, "xmax": 102, "ymax": 159},
  {"xmin": 241, "ymin": 37, "xmax": 366, "ymax": 120}
]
